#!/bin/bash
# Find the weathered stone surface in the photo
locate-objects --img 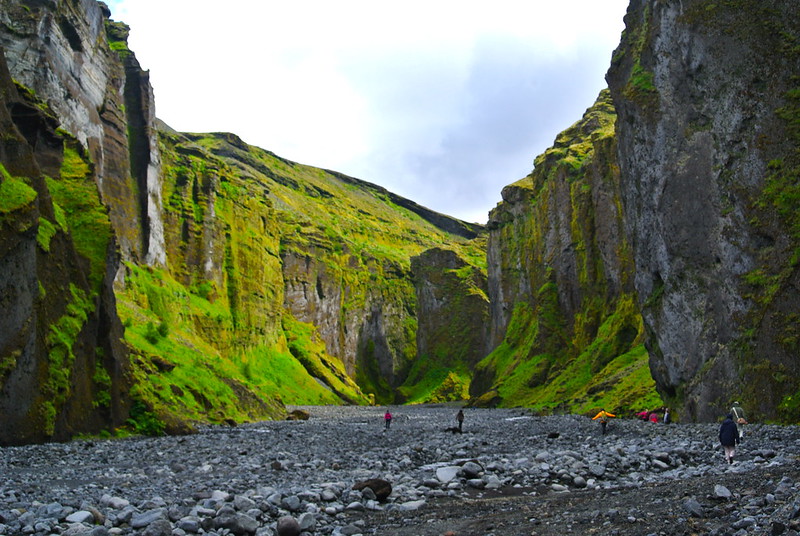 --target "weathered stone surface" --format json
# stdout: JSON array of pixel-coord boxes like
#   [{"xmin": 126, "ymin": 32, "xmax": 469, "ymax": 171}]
[
  {"xmin": 410, "ymin": 247, "xmax": 489, "ymax": 402},
  {"xmin": 607, "ymin": 0, "xmax": 800, "ymax": 421},
  {"xmin": 474, "ymin": 90, "xmax": 644, "ymax": 407},
  {"xmin": 353, "ymin": 478, "xmax": 392, "ymax": 502},
  {"xmin": 0, "ymin": 41, "xmax": 131, "ymax": 445}
]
